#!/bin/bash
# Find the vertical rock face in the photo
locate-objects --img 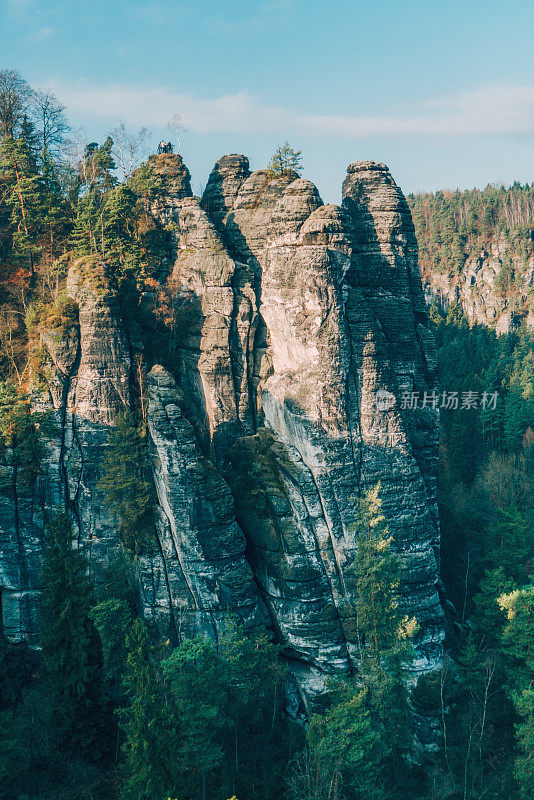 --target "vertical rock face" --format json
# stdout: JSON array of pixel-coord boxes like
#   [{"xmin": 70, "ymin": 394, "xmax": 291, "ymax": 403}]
[
  {"xmin": 148, "ymin": 152, "xmax": 192, "ymax": 224},
  {"xmin": 202, "ymin": 154, "xmax": 251, "ymax": 232},
  {"xmin": 0, "ymin": 260, "xmax": 133, "ymax": 642},
  {"xmin": 422, "ymin": 241, "xmax": 534, "ymax": 334},
  {"xmin": 207, "ymin": 160, "xmax": 444, "ymax": 694},
  {"xmin": 166, "ymin": 197, "xmax": 241, "ymax": 456},
  {"xmin": 144, "ymin": 365, "xmax": 266, "ymax": 639},
  {"xmin": 341, "ymin": 163, "xmax": 442, "ymax": 667},
  {"xmin": 0, "ymin": 153, "xmax": 443, "ymax": 712}
]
